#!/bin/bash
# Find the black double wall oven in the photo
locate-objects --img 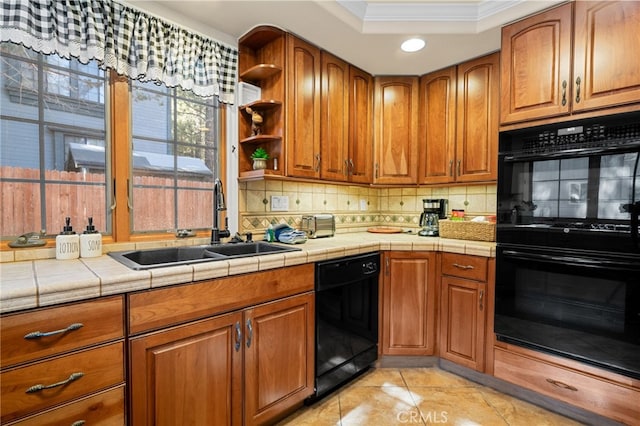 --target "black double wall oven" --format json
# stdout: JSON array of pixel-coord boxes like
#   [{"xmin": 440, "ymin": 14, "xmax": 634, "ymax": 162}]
[{"xmin": 495, "ymin": 111, "xmax": 640, "ymax": 380}]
